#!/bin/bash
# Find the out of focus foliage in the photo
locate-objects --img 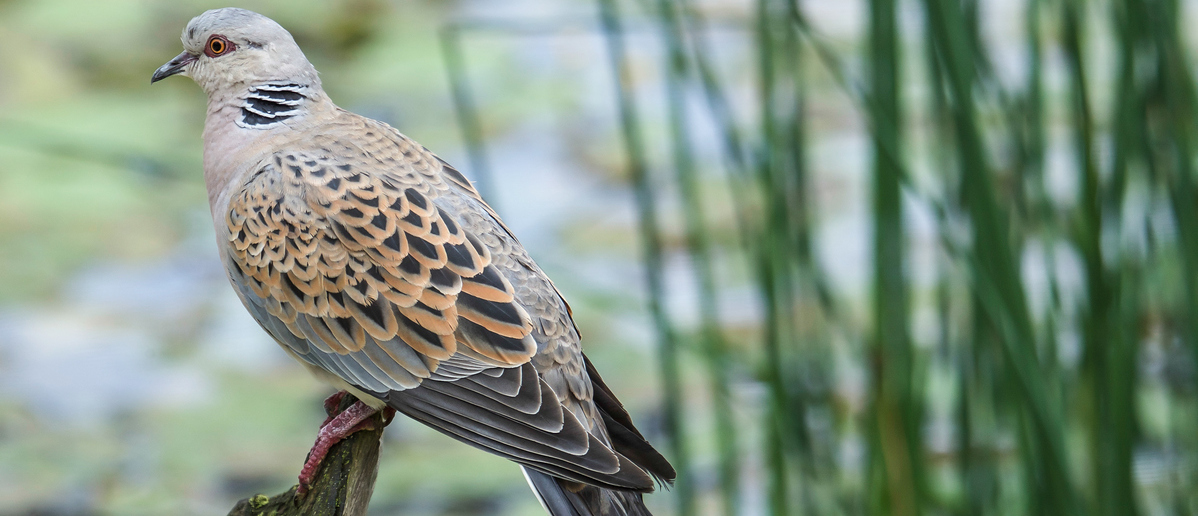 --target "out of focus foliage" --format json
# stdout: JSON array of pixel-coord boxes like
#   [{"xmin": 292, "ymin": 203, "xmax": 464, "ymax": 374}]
[
  {"xmin": 2, "ymin": 0, "xmax": 1198, "ymax": 515},
  {"xmin": 597, "ymin": 0, "xmax": 1198, "ymax": 515}
]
